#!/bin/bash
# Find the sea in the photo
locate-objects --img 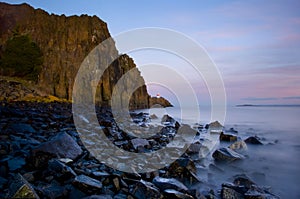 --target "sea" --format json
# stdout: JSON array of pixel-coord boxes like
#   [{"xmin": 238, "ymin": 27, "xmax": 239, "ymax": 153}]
[{"xmin": 139, "ymin": 105, "xmax": 300, "ymax": 198}]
